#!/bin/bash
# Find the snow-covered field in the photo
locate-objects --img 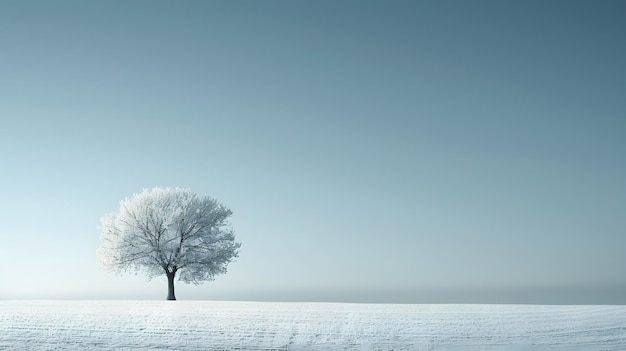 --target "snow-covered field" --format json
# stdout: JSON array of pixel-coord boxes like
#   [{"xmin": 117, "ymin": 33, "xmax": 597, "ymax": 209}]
[{"xmin": 1, "ymin": 301, "xmax": 624, "ymax": 350}]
